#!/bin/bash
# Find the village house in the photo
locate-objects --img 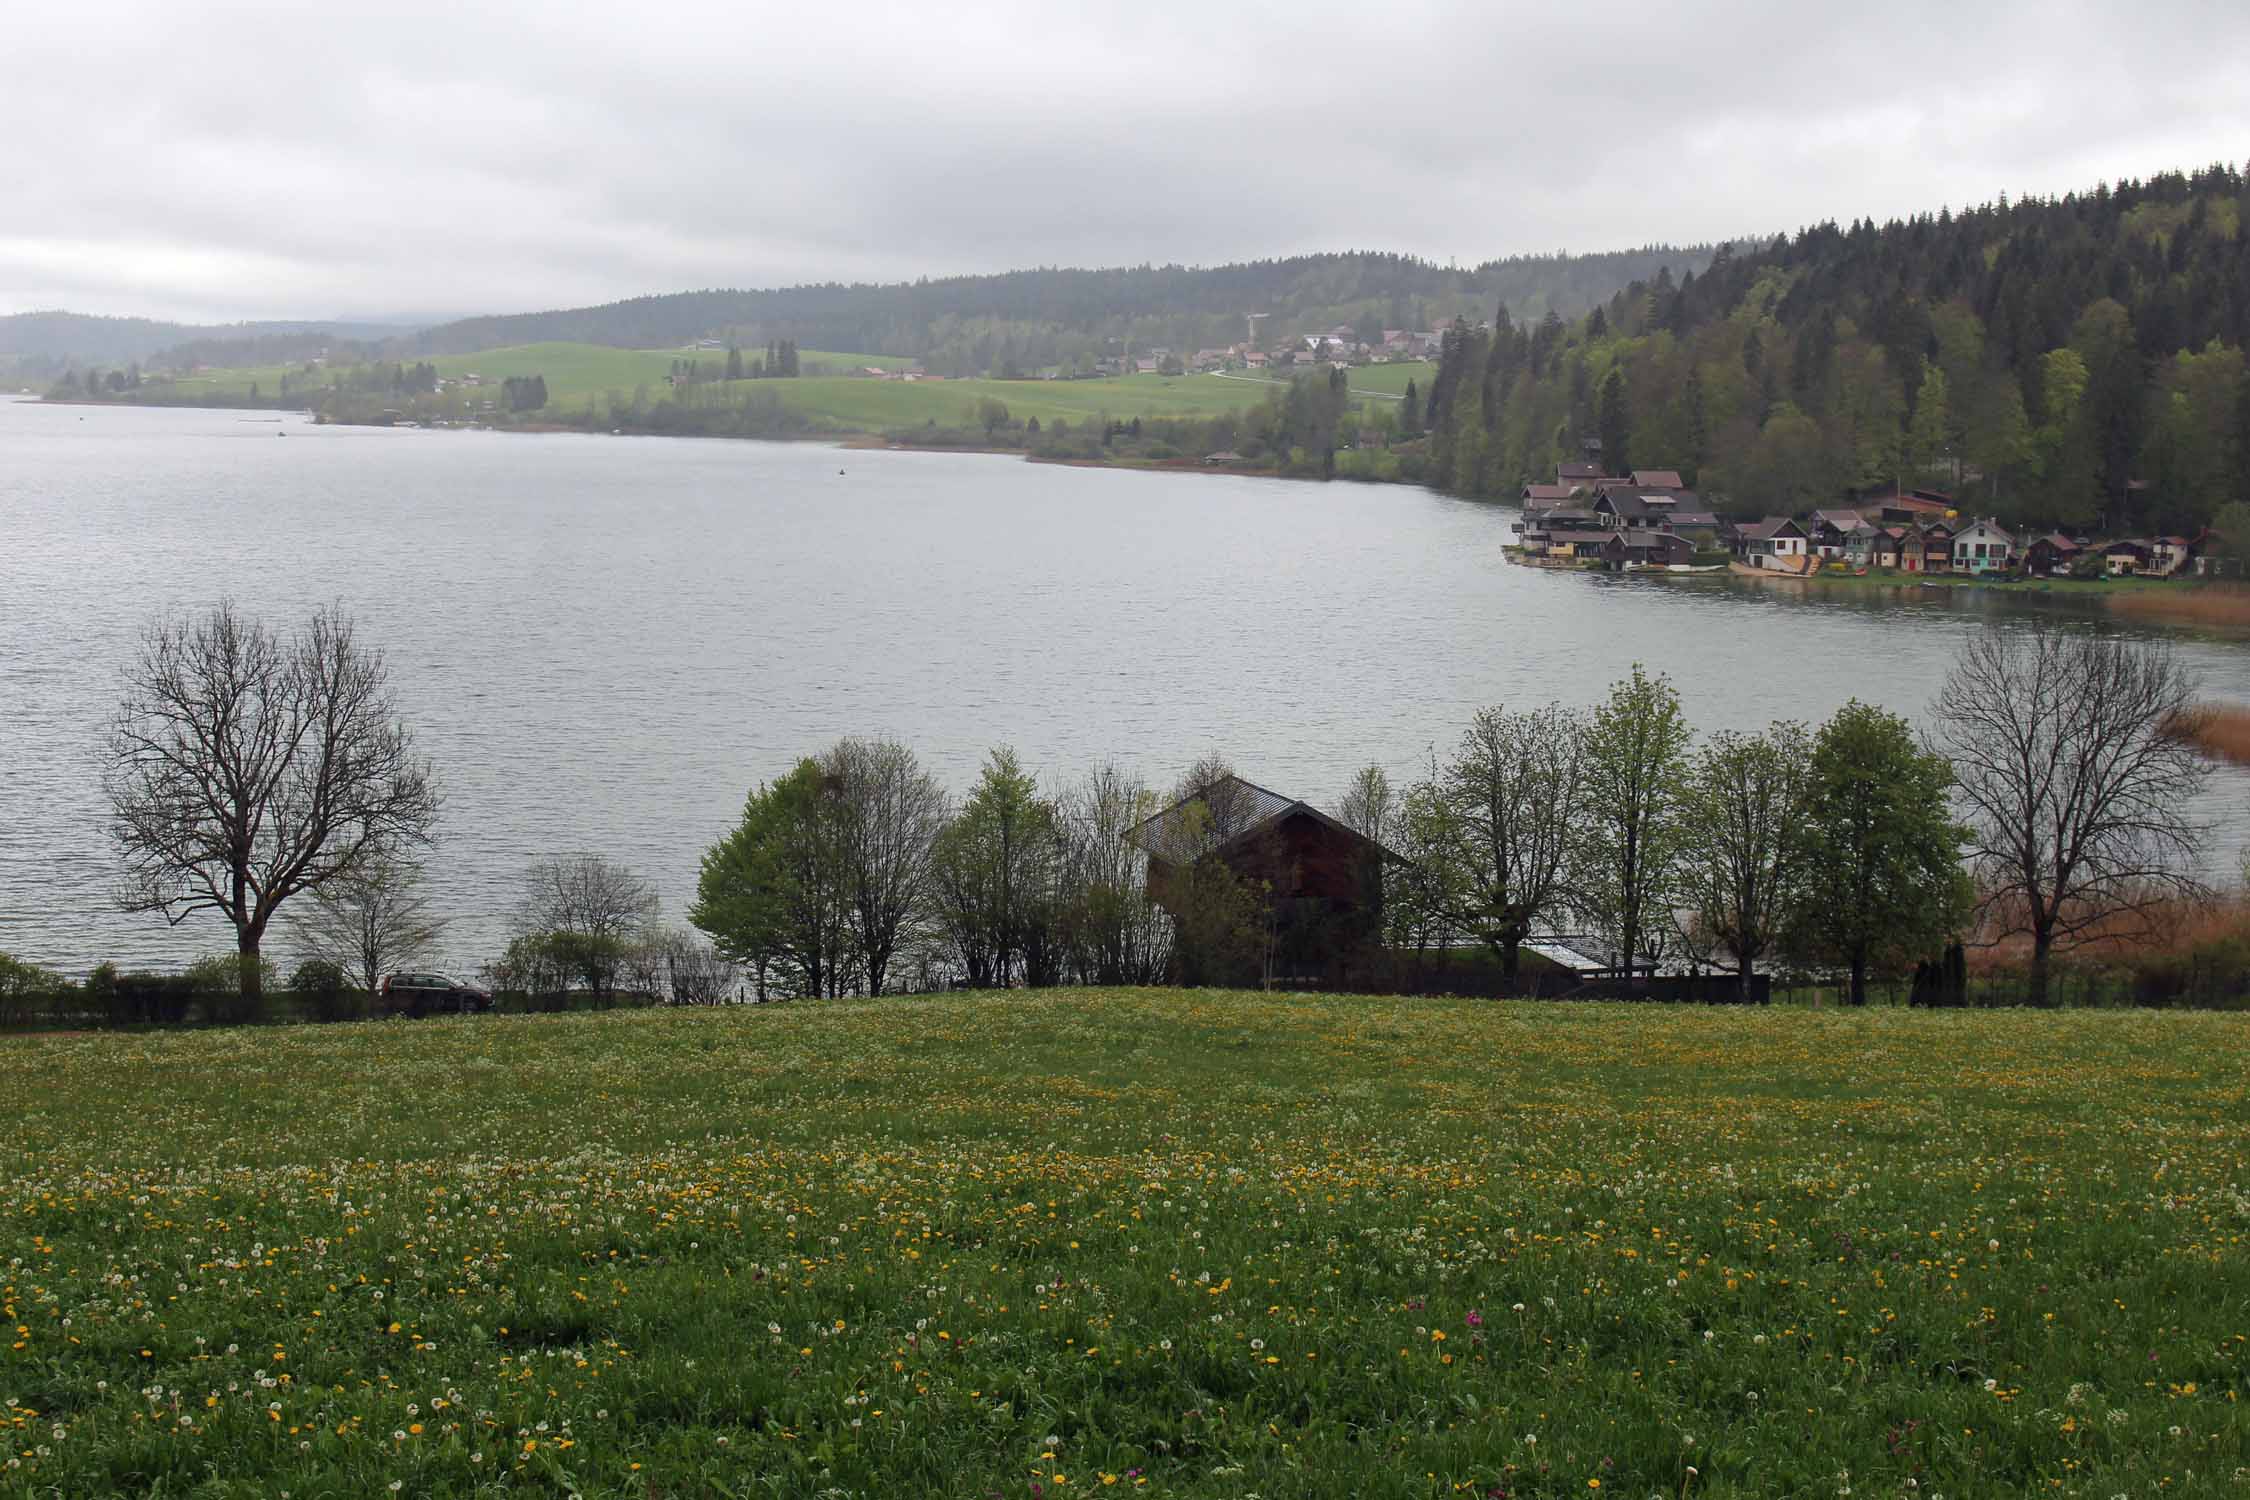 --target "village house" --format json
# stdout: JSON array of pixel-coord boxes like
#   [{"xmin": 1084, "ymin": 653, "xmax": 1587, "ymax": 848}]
[
  {"xmin": 1951, "ymin": 519, "xmax": 2016, "ymax": 575},
  {"xmin": 1126, "ymin": 775, "xmax": 1397, "ymax": 984},
  {"xmin": 1806, "ymin": 509, "xmax": 1873, "ymax": 561},
  {"xmin": 1601, "ymin": 531, "xmax": 1696, "ymax": 568},
  {"xmin": 2150, "ymin": 535, "xmax": 2199, "ymax": 575},
  {"xmin": 2104, "ymin": 539, "xmax": 2154, "ymax": 575},
  {"xmin": 1734, "ymin": 517, "xmax": 1809, "ymax": 570},
  {"xmin": 2022, "ymin": 533, "xmax": 2085, "ymax": 576},
  {"xmin": 1869, "ymin": 527, "xmax": 1906, "ymax": 570},
  {"xmin": 1519, "ymin": 482, "xmax": 1581, "ymax": 509},
  {"xmin": 1856, "ymin": 484, "xmax": 1957, "ymax": 524},
  {"xmin": 1902, "ymin": 519, "xmax": 1955, "ymax": 573},
  {"xmin": 1629, "ymin": 469, "xmax": 1686, "ymax": 491}
]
